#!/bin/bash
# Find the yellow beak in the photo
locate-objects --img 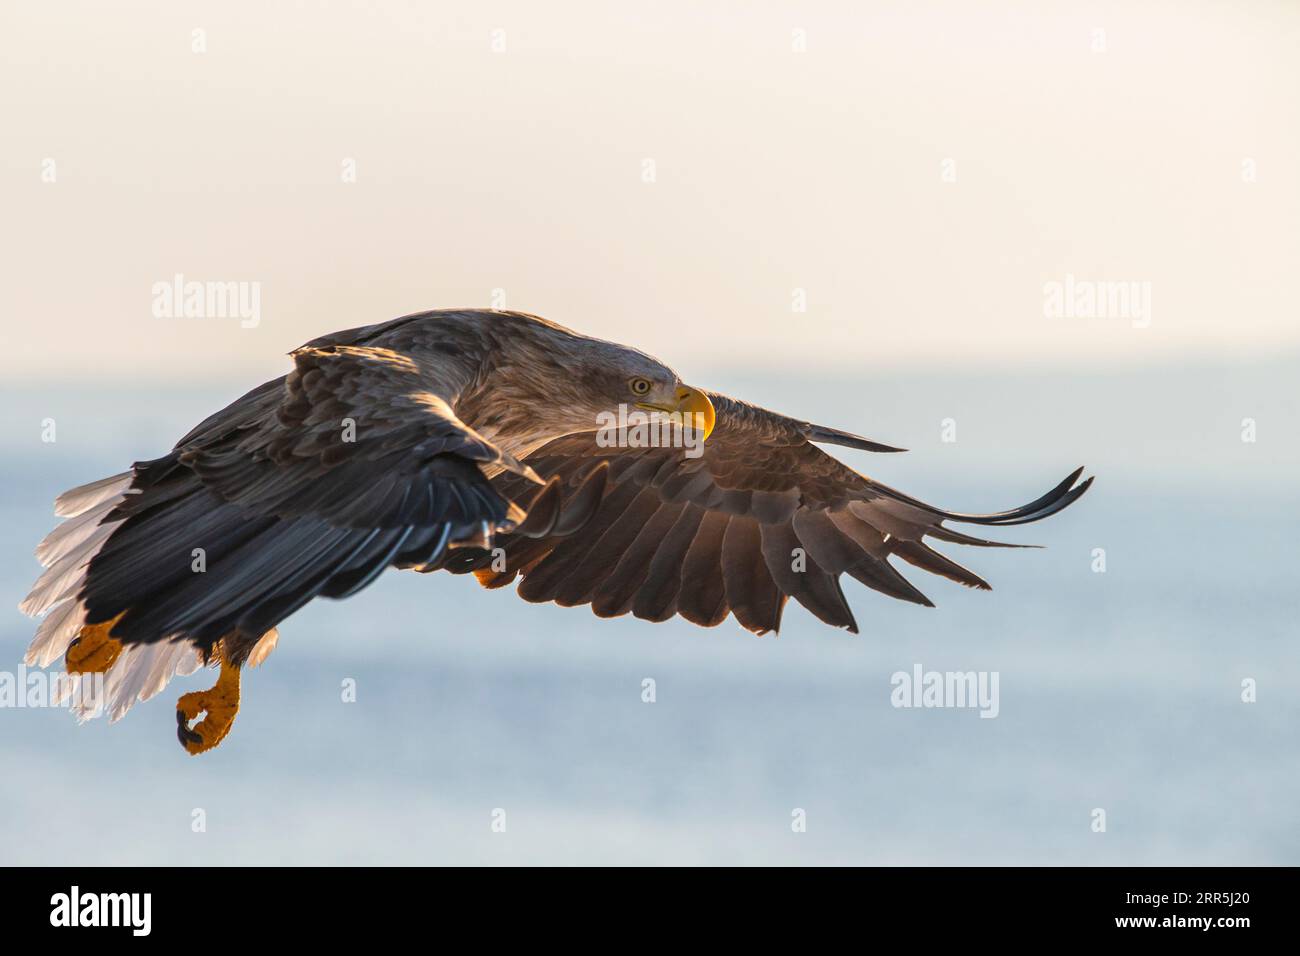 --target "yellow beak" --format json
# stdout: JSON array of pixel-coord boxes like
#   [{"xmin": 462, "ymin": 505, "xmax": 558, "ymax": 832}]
[{"xmin": 638, "ymin": 384, "xmax": 716, "ymax": 442}]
